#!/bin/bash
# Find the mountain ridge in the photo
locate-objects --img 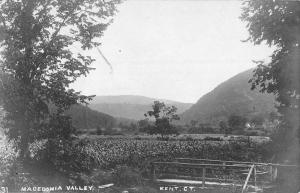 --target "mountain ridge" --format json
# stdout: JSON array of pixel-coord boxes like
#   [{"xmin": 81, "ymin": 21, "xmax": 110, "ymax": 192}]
[
  {"xmin": 88, "ymin": 95, "xmax": 193, "ymax": 120},
  {"xmin": 90, "ymin": 95, "xmax": 193, "ymax": 105},
  {"xmin": 180, "ymin": 69, "xmax": 276, "ymax": 125}
]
